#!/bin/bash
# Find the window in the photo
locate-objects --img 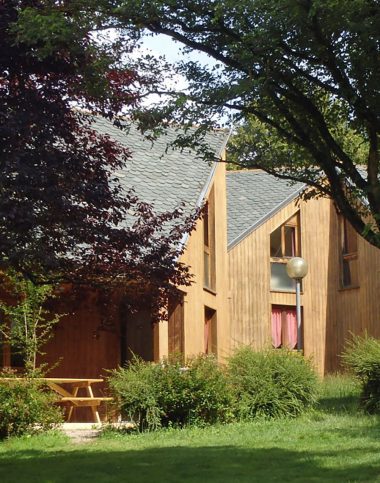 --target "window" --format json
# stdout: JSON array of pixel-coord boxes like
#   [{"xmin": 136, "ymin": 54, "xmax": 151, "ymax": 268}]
[
  {"xmin": 270, "ymin": 214, "xmax": 300, "ymax": 291},
  {"xmin": 271, "ymin": 305, "xmax": 300, "ymax": 350},
  {"xmin": 203, "ymin": 186, "xmax": 216, "ymax": 291},
  {"xmin": 168, "ymin": 294, "xmax": 185, "ymax": 355},
  {"xmin": 204, "ymin": 307, "xmax": 217, "ymax": 355},
  {"xmin": 340, "ymin": 216, "xmax": 358, "ymax": 288}
]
